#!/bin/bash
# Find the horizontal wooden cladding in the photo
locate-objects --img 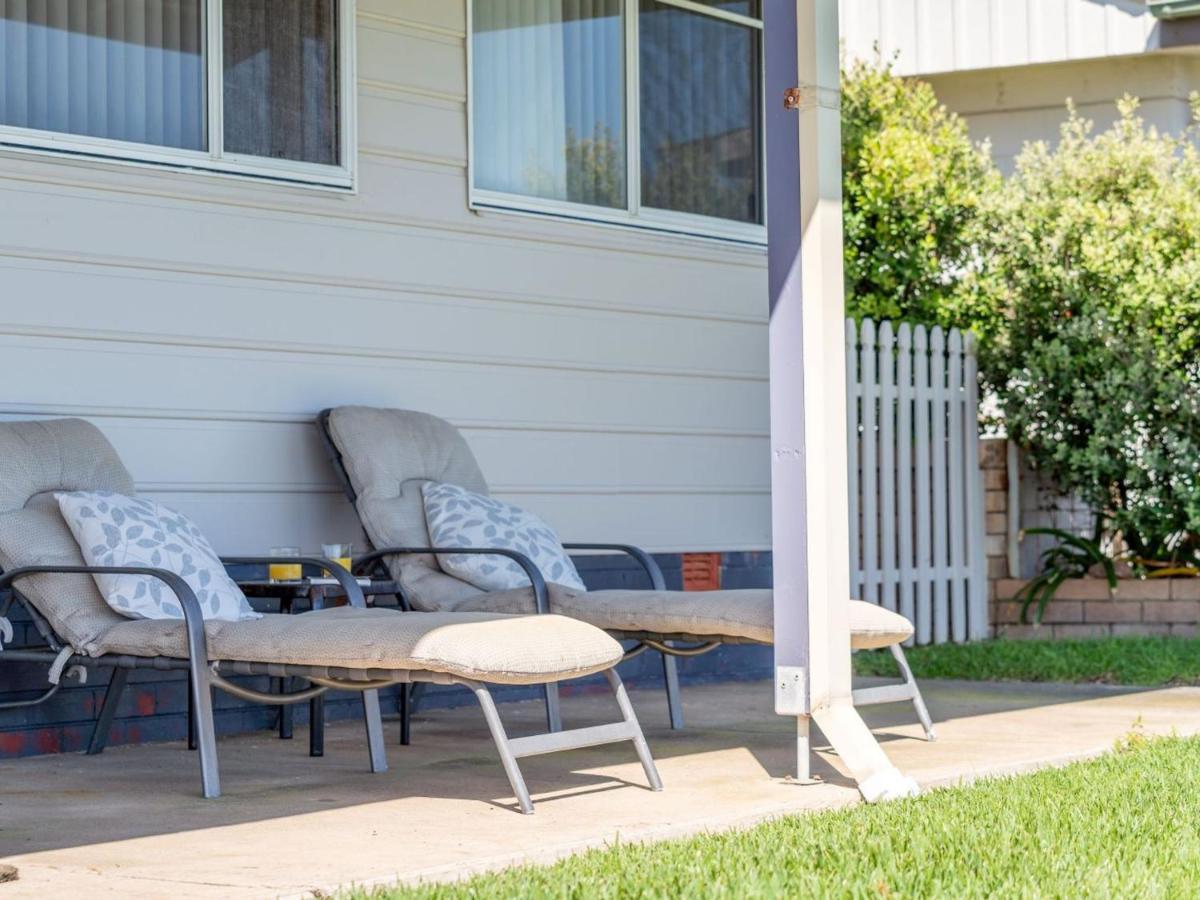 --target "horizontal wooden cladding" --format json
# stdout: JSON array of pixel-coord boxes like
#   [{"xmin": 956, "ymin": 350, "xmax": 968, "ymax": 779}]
[
  {"xmin": 355, "ymin": 21, "xmax": 465, "ymax": 98},
  {"xmin": 0, "ymin": 177, "xmax": 766, "ymax": 324},
  {"xmin": 0, "ymin": 259, "xmax": 766, "ymax": 382},
  {"xmin": 357, "ymin": 91, "xmax": 465, "ymax": 162},
  {"xmin": 1, "ymin": 334, "xmax": 769, "ymax": 437},
  {"xmin": 55, "ymin": 416, "xmax": 767, "ymax": 497},
  {"xmin": 47, "ymin": 413, "xmax": 770, "ymax": 555},
  {"xmin": 144, "ymin": 489, "xmax": 770, "ymax": 557},
  {"xmin": 356, "ymin": 0, "xmax": 465, "ymax": 39},
  {"xmin": 0, "ymin": 412, "xmax": 770, "ymax": 553}
]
